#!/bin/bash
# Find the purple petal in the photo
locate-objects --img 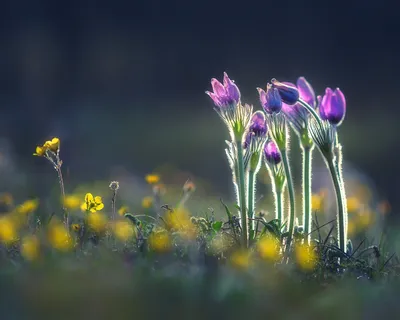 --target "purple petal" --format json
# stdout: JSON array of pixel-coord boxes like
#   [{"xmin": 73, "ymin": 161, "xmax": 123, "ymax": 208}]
[
  {"xmin": 250, "ymin": 111, "xmax": 267, "ymax": 136},
  {"xmin": 211, "ymin": 78, "xmax": 226, "ymax": 97},
  {"xmin": 257, "ymin": 88, "xmax": 268, "ymax": 106},
  {"xmin": 297, "ymin": 77, "xmax": 316, "ymax": 107},
  {"xmin": 206, "ymin": 91, "xmax": 222, "ymax": 107},
  {"xmin": 223, "ymin": 72, "xmax": 240, "ymax": 103}
]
